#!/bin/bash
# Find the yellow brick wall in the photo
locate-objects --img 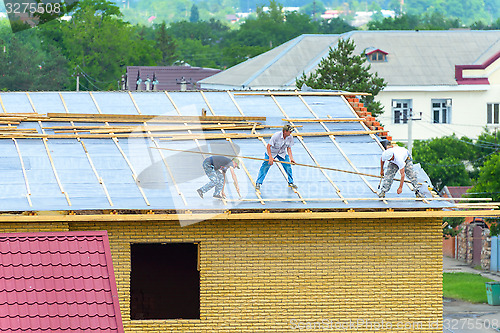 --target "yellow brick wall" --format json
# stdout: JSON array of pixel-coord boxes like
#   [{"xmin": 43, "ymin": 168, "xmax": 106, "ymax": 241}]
[
  {"xmin": 0, "ymin": 222, "xmax": 69, "ymax": 233},
  {"xmin": 69, "ymin": 217, "xmax": 443, "ymax": 333}
]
